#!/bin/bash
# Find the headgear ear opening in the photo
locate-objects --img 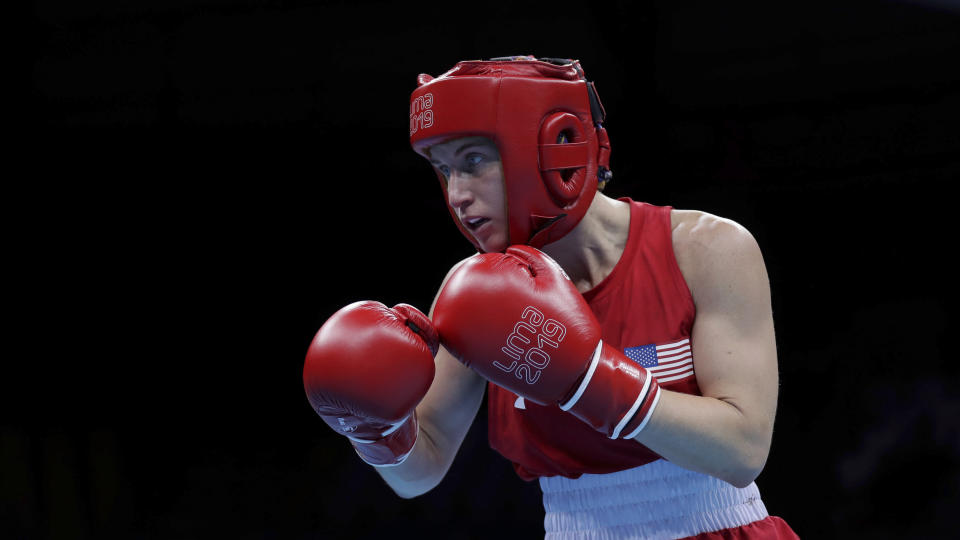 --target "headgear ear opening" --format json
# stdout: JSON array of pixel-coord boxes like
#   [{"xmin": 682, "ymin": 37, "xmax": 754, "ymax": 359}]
[{"xmin": 538, "ymin": 111, "xmax": 590, "ymax": 207}]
